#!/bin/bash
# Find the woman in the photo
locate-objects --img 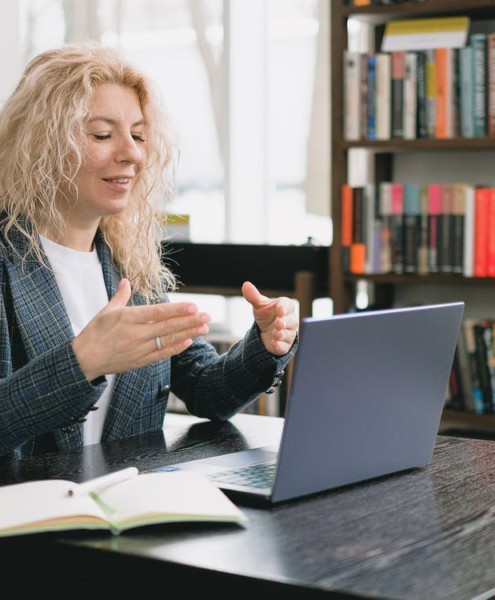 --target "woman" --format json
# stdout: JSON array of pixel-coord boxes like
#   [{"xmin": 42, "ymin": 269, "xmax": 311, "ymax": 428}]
[{"xmin": 0, "ymin": 43, "xmax": 298, "ymax": 459}]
